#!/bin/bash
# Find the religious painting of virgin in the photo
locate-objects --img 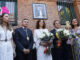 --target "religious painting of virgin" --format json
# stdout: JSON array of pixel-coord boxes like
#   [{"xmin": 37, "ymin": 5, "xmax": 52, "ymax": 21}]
[{"xmin": 32, "ymin": 3, "xmax": 48, "ymax": 19}]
